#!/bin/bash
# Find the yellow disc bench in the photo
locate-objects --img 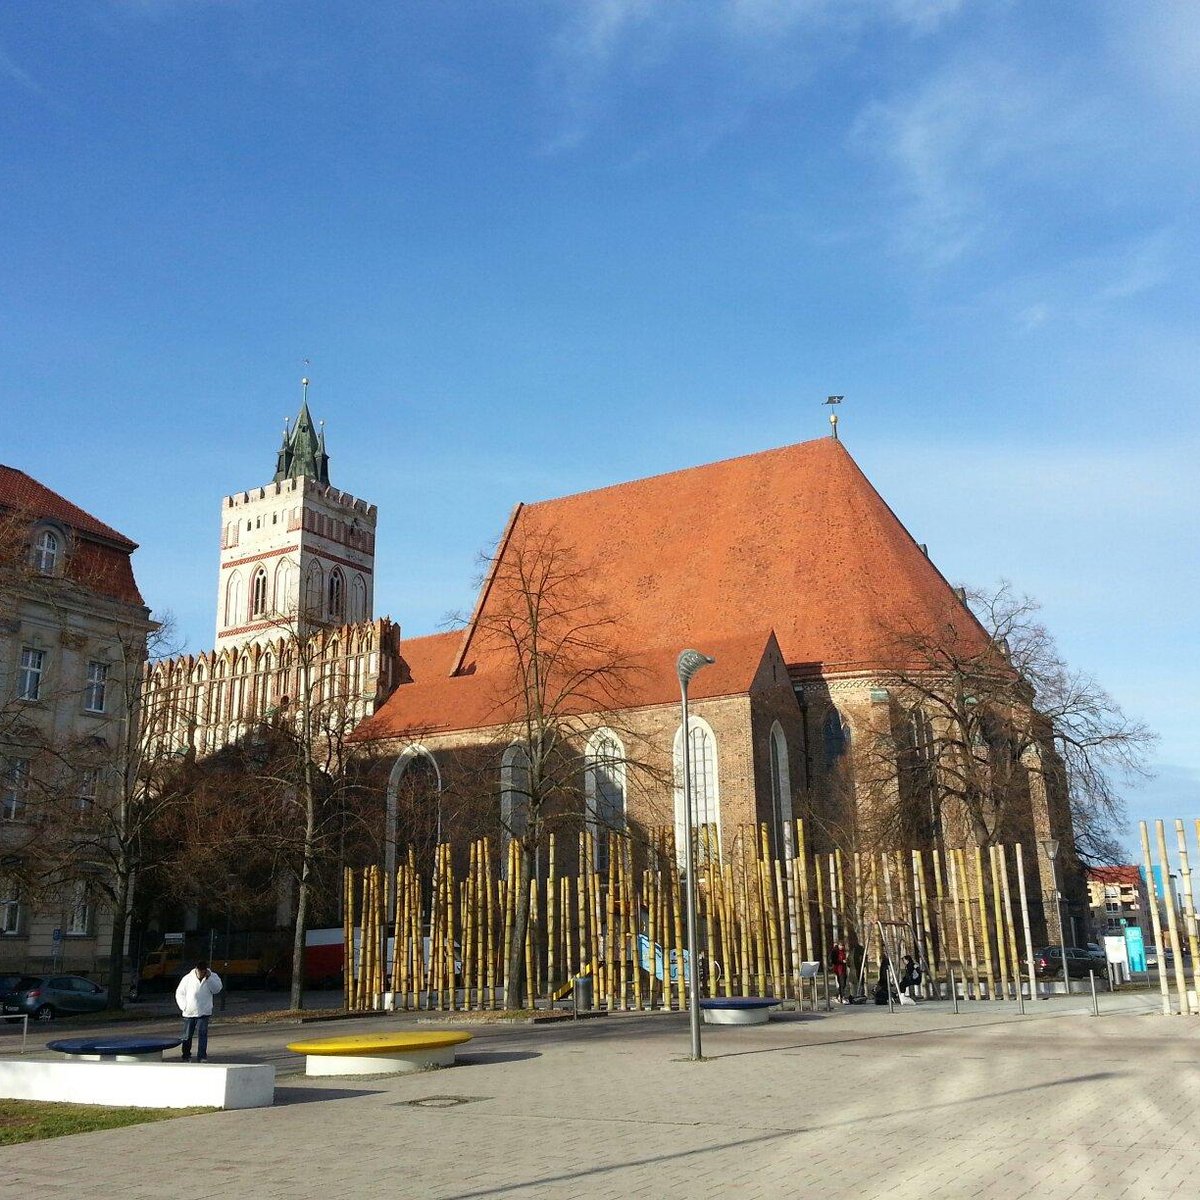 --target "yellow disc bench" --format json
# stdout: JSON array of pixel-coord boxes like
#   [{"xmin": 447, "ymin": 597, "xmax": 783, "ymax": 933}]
[{"xmin": 286, "ymin": 1030, "xmax": 473, "ymax": 1077}]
